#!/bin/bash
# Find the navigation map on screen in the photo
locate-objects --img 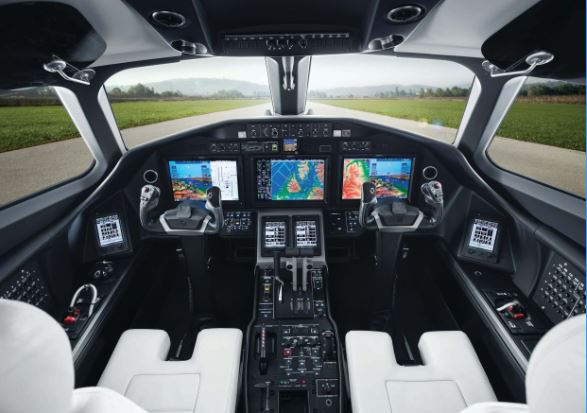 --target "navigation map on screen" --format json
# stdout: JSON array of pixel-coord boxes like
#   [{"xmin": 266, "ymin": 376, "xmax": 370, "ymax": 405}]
[
  {"xmin": 257, "ymin": 159, "xmax": 325, "ymax": 201},
  {"xmin": 169, "ymin": 160, "xmax": 239, "ymax": 201},
  {"xmin": 342, "ymin": 158, "xmax": 412, "ymax": 200}
]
